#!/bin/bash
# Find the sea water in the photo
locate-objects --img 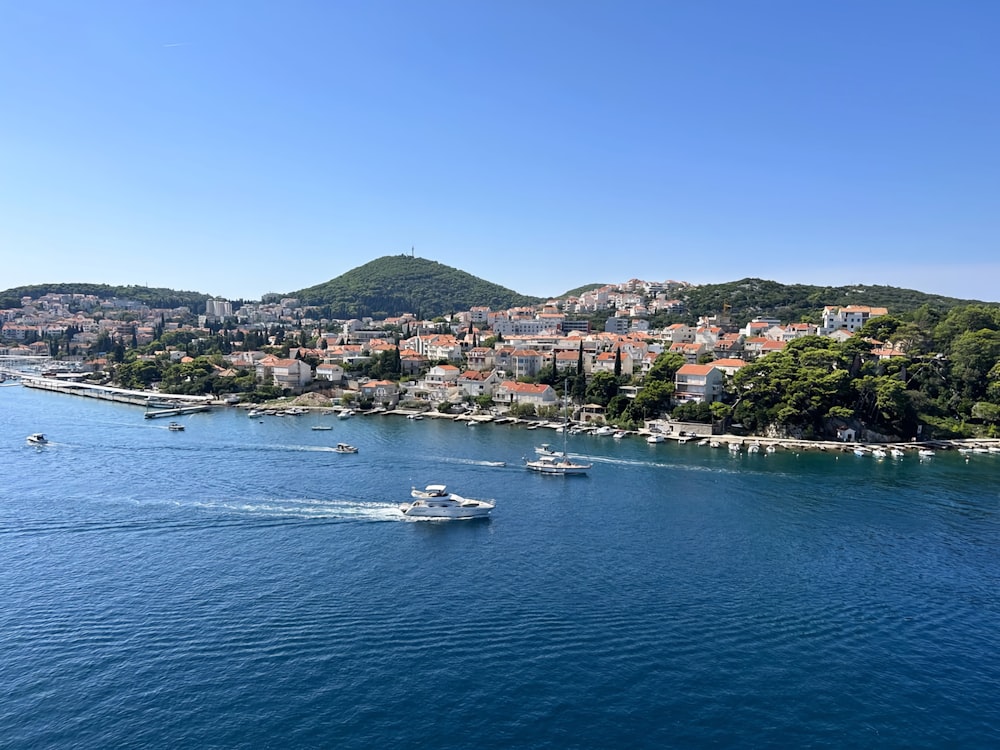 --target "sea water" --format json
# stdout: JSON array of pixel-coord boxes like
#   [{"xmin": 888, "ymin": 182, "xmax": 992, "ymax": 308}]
[{"xmin": 1, "ymin": 385, "xmax": 998, "ymax": 748}]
